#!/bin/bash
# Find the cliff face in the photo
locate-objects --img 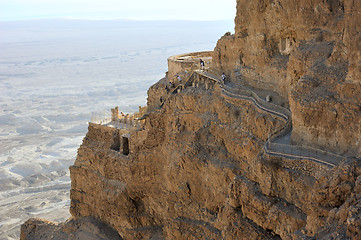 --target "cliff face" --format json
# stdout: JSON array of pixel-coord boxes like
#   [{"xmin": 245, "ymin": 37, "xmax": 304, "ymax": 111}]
[
  {"xmin": 213, "ymin": 0, "xmax": 361, "ymax": 156},
  {"xmin": 21, "ymin": 1, "xmax": 361, "ymax": 239},
  {"xmin": 22, "ymin": 76, "xmax": 361, "ymax": 239},
  {"xmin": 67, "ymin": 85, "xmax": 286, "ymax": 239}
]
